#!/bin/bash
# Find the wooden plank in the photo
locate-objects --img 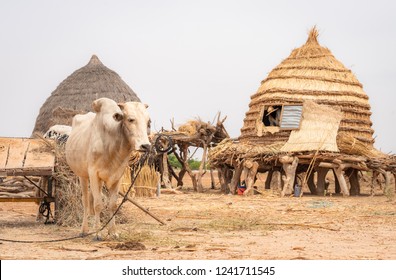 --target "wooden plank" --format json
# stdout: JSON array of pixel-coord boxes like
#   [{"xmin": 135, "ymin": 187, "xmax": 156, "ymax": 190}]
[
  {"xmin": 24, "ymin": 139, "xmax": 55, "ymax": 169},
  {"xmin": 0, "ymin": 197, "xmax": 55, "ymax": 203},
  {"xmin": 0, "ymin": 140, "xmax": 9, "ymax": 169},
  {"xmin": 0, "ymin": 138, "xmax": 55, "ymax": 175},
  {"xmin": 3, "ymin": 167, "xmax": 53, "ymax": 176},
  {"xmin": 4, "ymin": 138, "xmax": 30, "ymax": 169}
]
